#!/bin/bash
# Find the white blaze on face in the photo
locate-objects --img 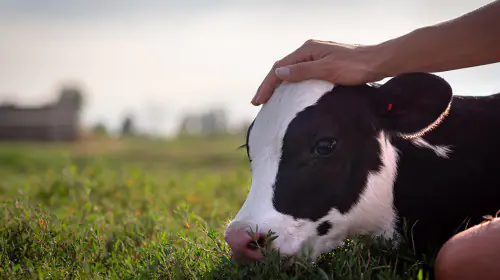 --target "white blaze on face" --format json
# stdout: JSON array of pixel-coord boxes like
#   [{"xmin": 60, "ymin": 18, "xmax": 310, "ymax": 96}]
[
  {"xmin": 228, "ymin": 80, "xmax": 334, "ymax": 256},
  {"xmin": 226, "ymin": 80, "xmax": 399, "ymax": 260}
]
